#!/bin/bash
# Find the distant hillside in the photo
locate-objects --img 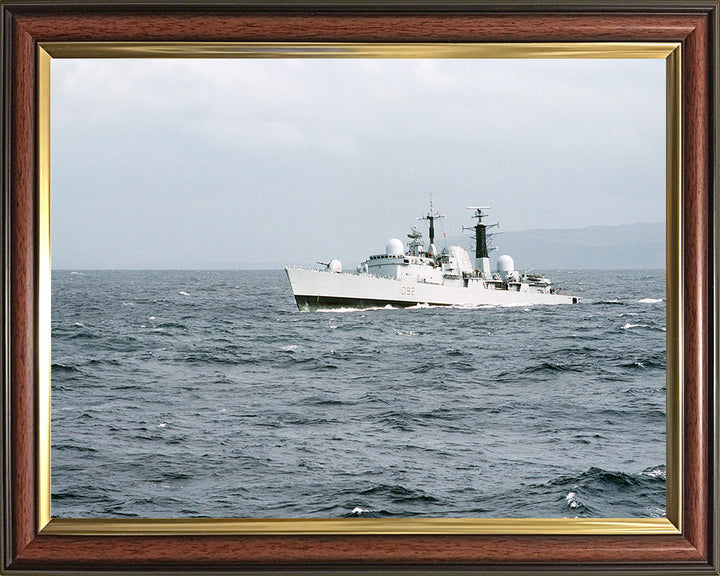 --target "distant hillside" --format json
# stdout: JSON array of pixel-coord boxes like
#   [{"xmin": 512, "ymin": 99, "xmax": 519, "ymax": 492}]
[{"xmin": 446, "ymin": 222, "xmax": 665, "ymax": 270}]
